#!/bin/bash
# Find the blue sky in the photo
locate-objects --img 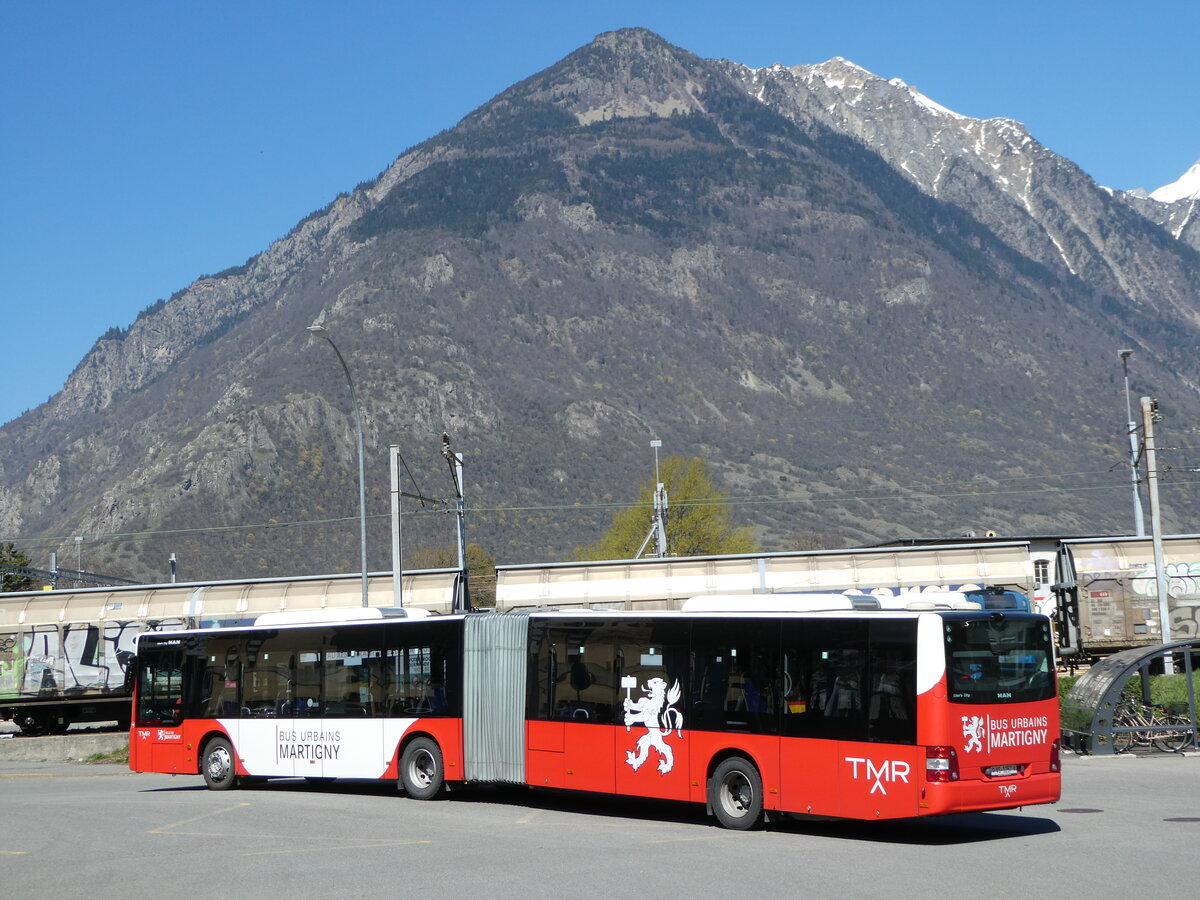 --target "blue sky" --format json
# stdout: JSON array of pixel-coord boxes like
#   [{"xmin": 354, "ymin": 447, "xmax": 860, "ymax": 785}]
[{"xmin": 2, "ymin": 1, "xmax": 1197, "ymax": 428}]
